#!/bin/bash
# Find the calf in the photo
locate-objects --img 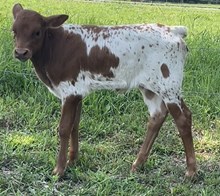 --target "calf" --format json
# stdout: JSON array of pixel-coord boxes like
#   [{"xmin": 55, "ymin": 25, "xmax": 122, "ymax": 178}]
[{"xmin": 12, "ymin": 4, "xmax": 196, "ymax": 177}]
